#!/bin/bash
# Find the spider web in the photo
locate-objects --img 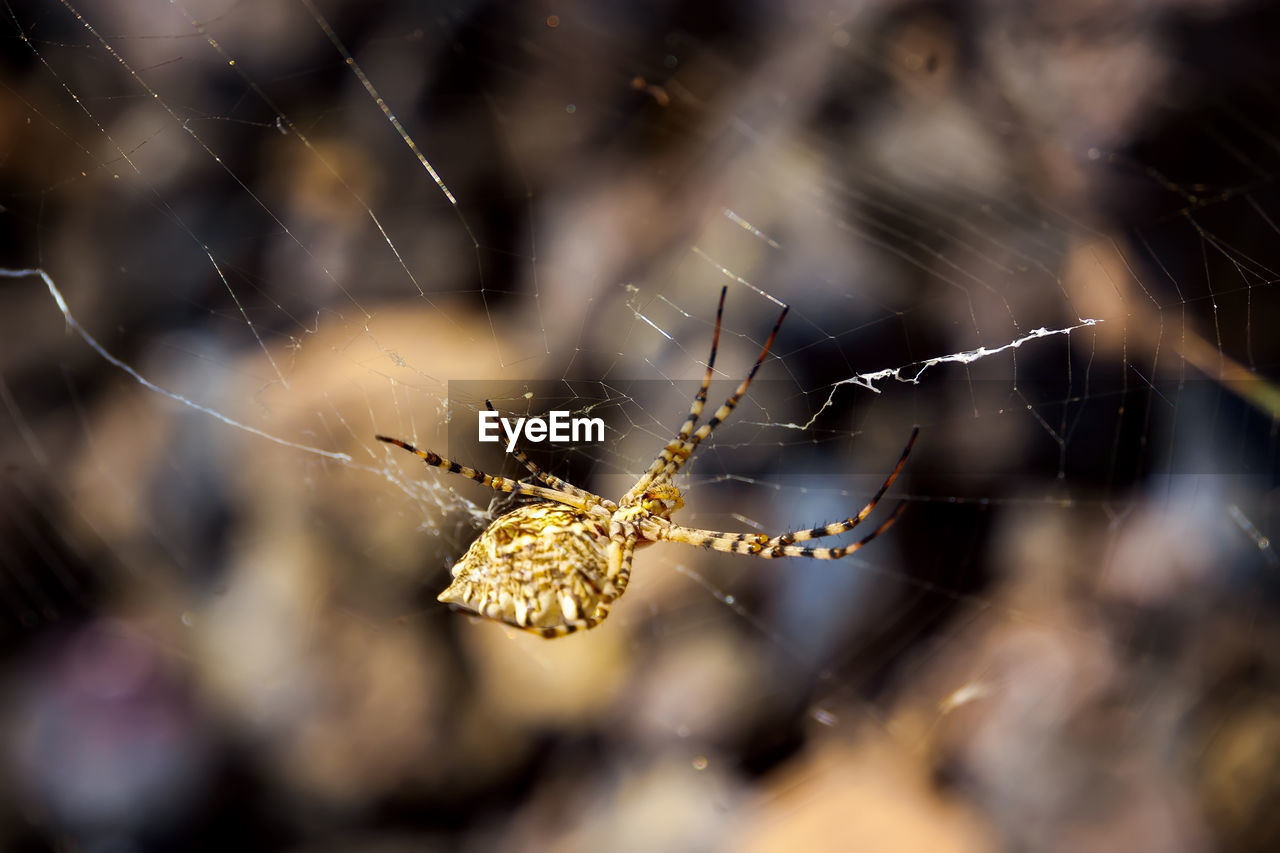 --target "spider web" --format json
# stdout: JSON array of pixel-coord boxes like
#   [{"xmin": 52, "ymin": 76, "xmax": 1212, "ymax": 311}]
[{"xmin": 1, "ymin": 0, "xmax": 1278, "ymax": 849}]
